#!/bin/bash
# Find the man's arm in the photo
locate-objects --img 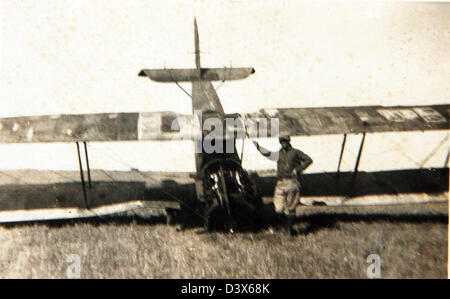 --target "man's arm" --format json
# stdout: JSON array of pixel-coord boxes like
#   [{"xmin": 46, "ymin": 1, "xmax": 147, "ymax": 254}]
[
  {"xmin": 251, "ymin": 140, "xmax": 279, "ymax": 161},
  {"xmin": 293, "ymin": 150, "xmax": 313, "ymax": 175}
]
